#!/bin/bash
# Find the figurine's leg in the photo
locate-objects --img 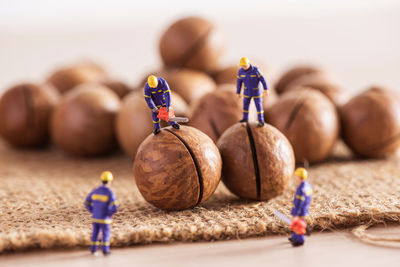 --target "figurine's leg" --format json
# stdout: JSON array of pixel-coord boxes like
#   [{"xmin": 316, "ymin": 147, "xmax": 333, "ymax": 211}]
[
  {"xmin": 254, "ymin": 97, "xmax": 265, "ymax": 126},
  {"xmin": 241, "ymin": 96, "xmax": 251, "ymax": 122},
  {"xmin": 90, "ymin": 223, "xmax": 100, "ymax": 253},
  {"xmin": 290, "ymin": 232, "xmax": 304, "ymax": 247},
  {"xmin": 152, "ymin": 112, "xmax": 161, "ymax": 134},
  {"xmin": 169, "ymin": 120, "xmax": 180, "ymax": 129},
  {"xmin": 101, "ymin": 224, "xmax": 111, "ymax": 255}
]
